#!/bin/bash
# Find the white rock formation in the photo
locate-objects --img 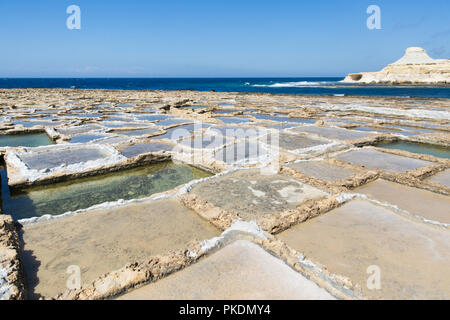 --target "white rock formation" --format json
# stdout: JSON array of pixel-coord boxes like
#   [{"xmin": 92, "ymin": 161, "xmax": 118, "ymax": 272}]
[{"xmin": 343, "ymin": 47, "xmax": 450, "ymax": 85}]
